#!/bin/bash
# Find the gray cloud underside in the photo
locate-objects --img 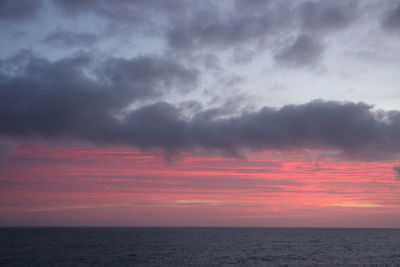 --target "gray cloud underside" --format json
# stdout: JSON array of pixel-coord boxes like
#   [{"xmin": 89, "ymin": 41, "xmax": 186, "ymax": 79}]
[{"xmin": 1, "ymin": 53, "xmax": 400, "ymax": 158}]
